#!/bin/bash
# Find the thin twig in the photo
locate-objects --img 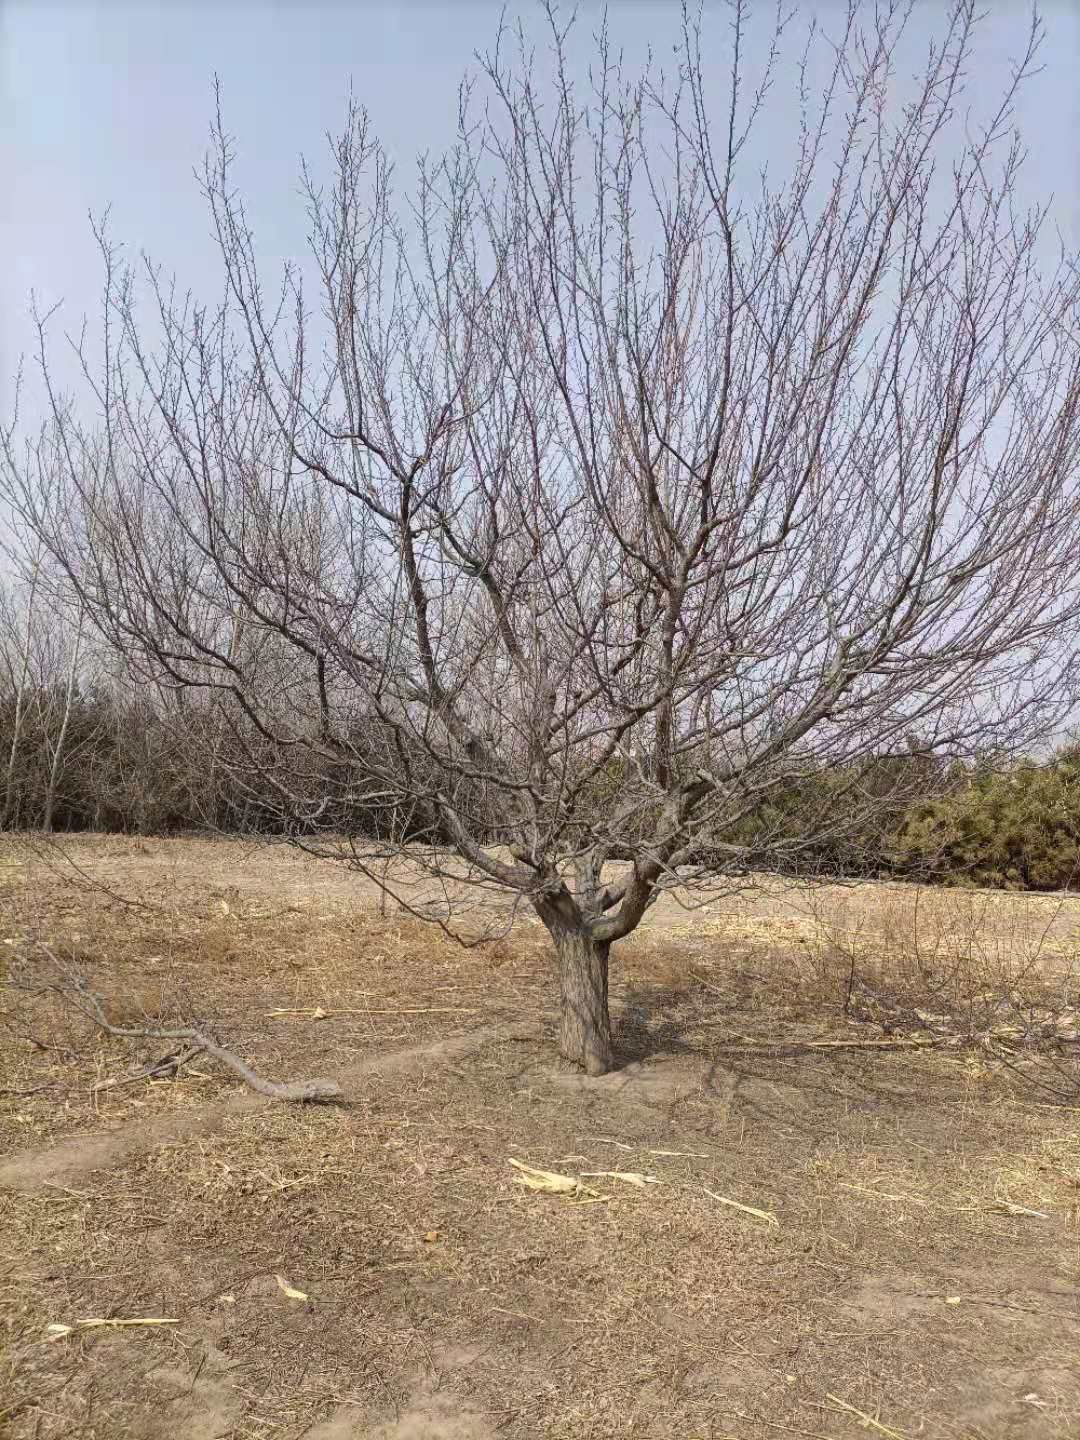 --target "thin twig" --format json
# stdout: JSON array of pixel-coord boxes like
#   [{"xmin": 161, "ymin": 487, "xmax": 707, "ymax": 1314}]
[
  {"xmin": 91, "ymin": 1045, "xmax": 204, "ymax": 1094},
  {"xmin": 825, "ymin": 1394, "xmax": 909, "ymax": 1439},
  {"xmin": 266, "ymin": 1006, "xmax": 479, "ymax": 1019}
]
